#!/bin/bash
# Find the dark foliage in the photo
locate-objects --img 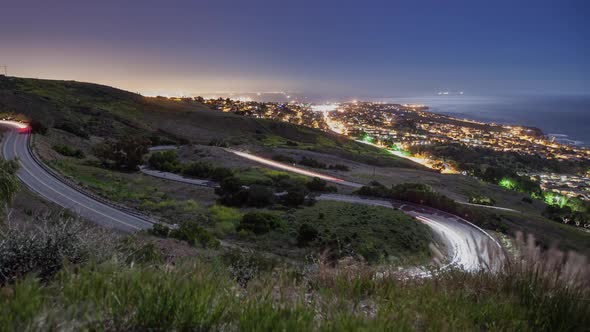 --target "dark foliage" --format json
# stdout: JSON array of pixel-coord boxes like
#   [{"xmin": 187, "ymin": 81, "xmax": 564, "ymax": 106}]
[
  {"xmin": 52, "ymin": 145, "xmax": 85, "ymax": 159},
  {"xmin": 93, "ymin": 137, "xmax": 150, "ymax": 171},
  {"xmin": 238, "ymin": 211, "xmax": 283, "ymax": 235}
]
